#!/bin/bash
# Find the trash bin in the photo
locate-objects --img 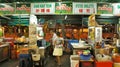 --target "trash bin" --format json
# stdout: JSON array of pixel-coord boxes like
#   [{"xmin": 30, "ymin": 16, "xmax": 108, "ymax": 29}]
[{"xmin": 70, "ymin": 55, "xmax": 80, "ymax": 67}]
